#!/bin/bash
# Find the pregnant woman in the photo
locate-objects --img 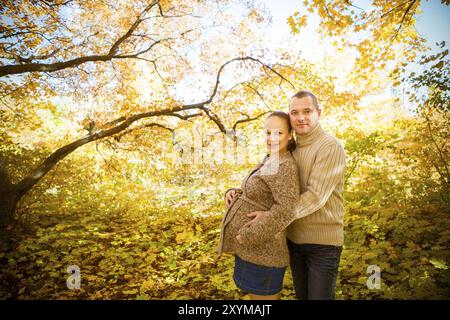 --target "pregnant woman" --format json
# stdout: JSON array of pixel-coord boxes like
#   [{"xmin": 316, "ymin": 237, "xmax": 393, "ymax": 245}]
[{"xmin": 217, "ymin": 111, "xmax": 300, "ymax": 300}]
